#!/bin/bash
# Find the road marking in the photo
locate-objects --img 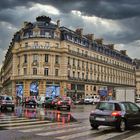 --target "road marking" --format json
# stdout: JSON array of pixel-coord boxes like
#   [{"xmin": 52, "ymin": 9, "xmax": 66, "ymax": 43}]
[
  {"xmin": 19, "ymin": 122, "xmax": 81, "ymax": 133},
  {"xmin": 36, "ymin": 126, "xmax": 91, "ymax": 136},
  {"xmin": 0, "ymin": 120, "xmax": 50, "ymax": 127},
  {"xmin": 57, "ymin": 130, "xmax": 98, "ymax": 140},
  {"xmin": 84, "ymin": 130, "xmax": 130, "ymax": 140},
  {"xmin": 6, "ymin": 122, "xmax": 62, "ymax": 130},
  {"xmin": 0, "ymin": 118, "xmax": 39, "ymax": 124}
]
